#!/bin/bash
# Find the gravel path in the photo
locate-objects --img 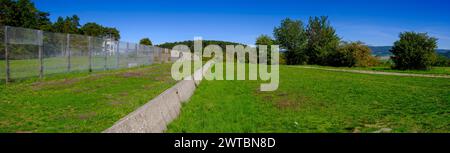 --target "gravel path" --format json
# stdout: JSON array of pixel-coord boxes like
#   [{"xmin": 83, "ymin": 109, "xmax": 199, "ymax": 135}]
[{"xmin": 295, "ymin": 66, "xmax": 450, "ymax": 78}]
